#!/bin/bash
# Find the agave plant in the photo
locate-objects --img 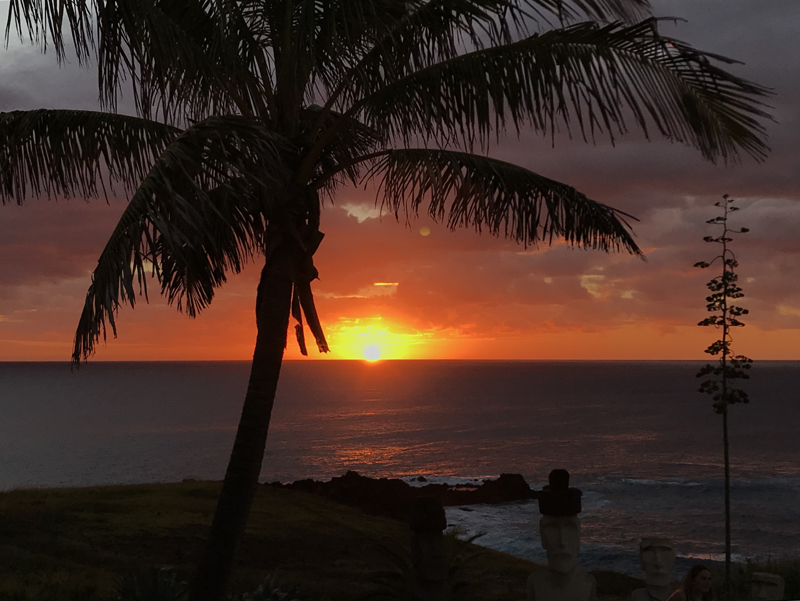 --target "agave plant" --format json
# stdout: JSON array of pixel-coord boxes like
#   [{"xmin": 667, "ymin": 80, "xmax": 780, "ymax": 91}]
[
  {"xmin": 232, "ymin": 574, "xmax": 304, "ymax": 601},
  {"xmin": 1, "ymin": 1, "xmax": 771, "ymax": 600},
  {"xmin": 361, "ymin": 531, "xmax": 486, "ymax": 601},
  {"xmin": 116, "ymin": 567, "xmax": 188, "ymax": 601}
]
